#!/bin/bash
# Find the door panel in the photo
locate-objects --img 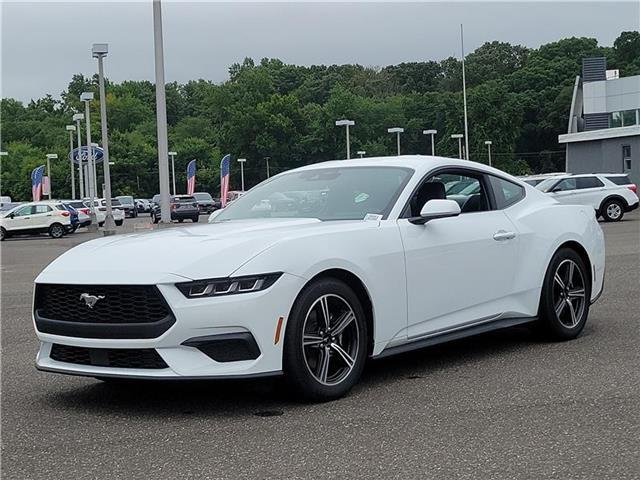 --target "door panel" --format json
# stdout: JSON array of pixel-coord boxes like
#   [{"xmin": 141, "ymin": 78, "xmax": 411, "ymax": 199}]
[
  {"xmin": 398, "ymin": 210, "xmax": 519, "ymax": 339},
  {"xmin": 6, "ymin": 206, "xmax": 35, "ymax": 231}
]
